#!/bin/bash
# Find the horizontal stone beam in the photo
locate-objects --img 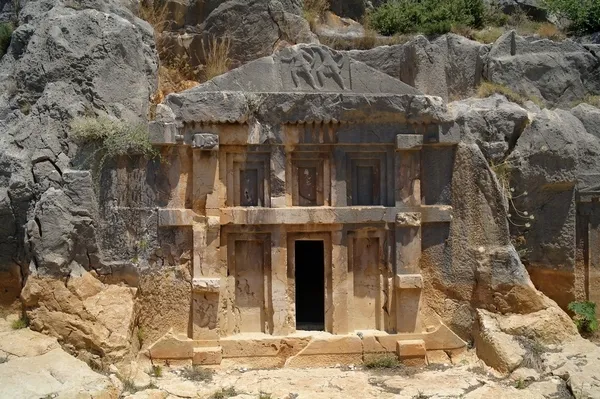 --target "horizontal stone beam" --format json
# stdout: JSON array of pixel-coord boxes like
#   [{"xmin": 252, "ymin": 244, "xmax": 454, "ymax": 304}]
[
  {"xmin": 220, "ymin": 205, "xmax": 452, "ymax": 225},
  {"xmin": 396, "ymin": 134, "xmax": 423, "ymax": 150},
  {"xmin": 395, "ymin": 274, "xmax": 423, "ymax": 289},
  {"xmin": 192, "ymin": 278, "xmax": 221, "ymax": 293}
]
